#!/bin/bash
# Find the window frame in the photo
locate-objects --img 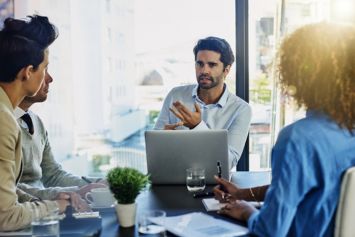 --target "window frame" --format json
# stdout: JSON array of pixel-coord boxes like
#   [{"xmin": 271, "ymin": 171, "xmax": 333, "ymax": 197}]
[{"xmin": 235, "ymin": 0, "xmax": 250, "ymax": 171}]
